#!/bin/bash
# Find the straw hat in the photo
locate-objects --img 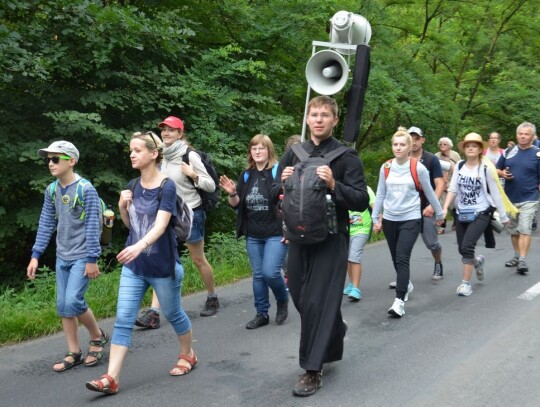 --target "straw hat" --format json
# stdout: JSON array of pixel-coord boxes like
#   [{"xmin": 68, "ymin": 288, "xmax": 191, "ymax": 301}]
[{"xmin": 457, "ymin": 133, "xmax": 488, "ymax": 152}]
